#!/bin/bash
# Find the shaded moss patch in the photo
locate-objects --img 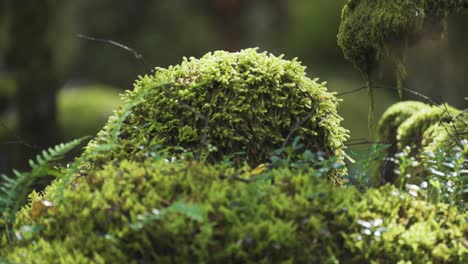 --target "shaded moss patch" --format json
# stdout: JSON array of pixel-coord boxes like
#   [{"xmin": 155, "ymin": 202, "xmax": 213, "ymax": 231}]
[{"xmin": 1, "ymin": 159, "xmax": 466, "ymax": 263}]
